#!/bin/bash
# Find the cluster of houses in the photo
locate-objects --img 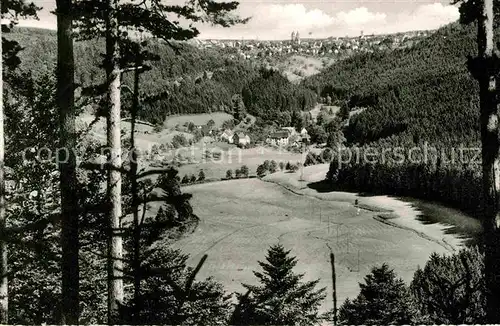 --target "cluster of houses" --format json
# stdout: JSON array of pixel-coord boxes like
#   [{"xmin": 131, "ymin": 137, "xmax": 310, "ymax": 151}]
[
  {"xmin": 190, "ymin": 30, "xmax": 431, "ymax": 60},
  {"xmin": 217, "ymin": 126, "xmax": 309, "ymax": 148}
]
